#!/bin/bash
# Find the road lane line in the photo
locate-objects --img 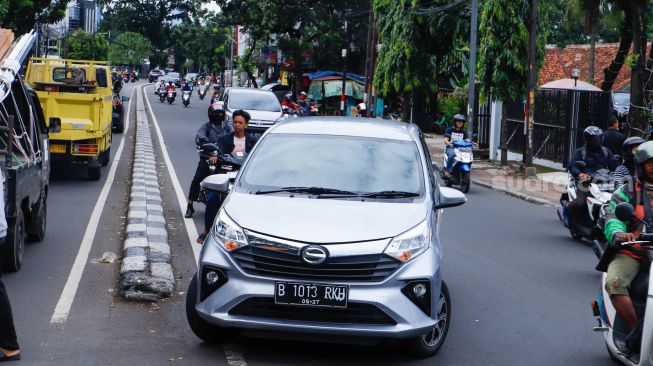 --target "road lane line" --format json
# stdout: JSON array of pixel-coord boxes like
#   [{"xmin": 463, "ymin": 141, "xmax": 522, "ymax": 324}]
[
  {"xmin": 50, "ymin": 86, "xmax": 135, "ymax": 324},
  {"xmin": 142, "ymin": 86, "xmax": 201, "ymax": 263}
]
